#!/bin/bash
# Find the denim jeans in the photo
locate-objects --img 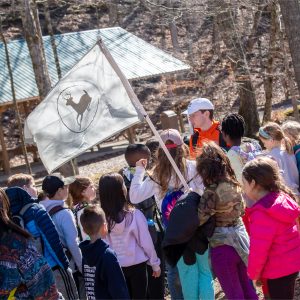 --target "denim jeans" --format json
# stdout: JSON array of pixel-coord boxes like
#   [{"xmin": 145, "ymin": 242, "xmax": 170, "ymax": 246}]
[
  {"xmin": 165, "ymin": 261, "xmax": 183, "ymax": 300},
  {"xmin": 177, "ymin": 250, "xmax": 214, "ymax": 300}
]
